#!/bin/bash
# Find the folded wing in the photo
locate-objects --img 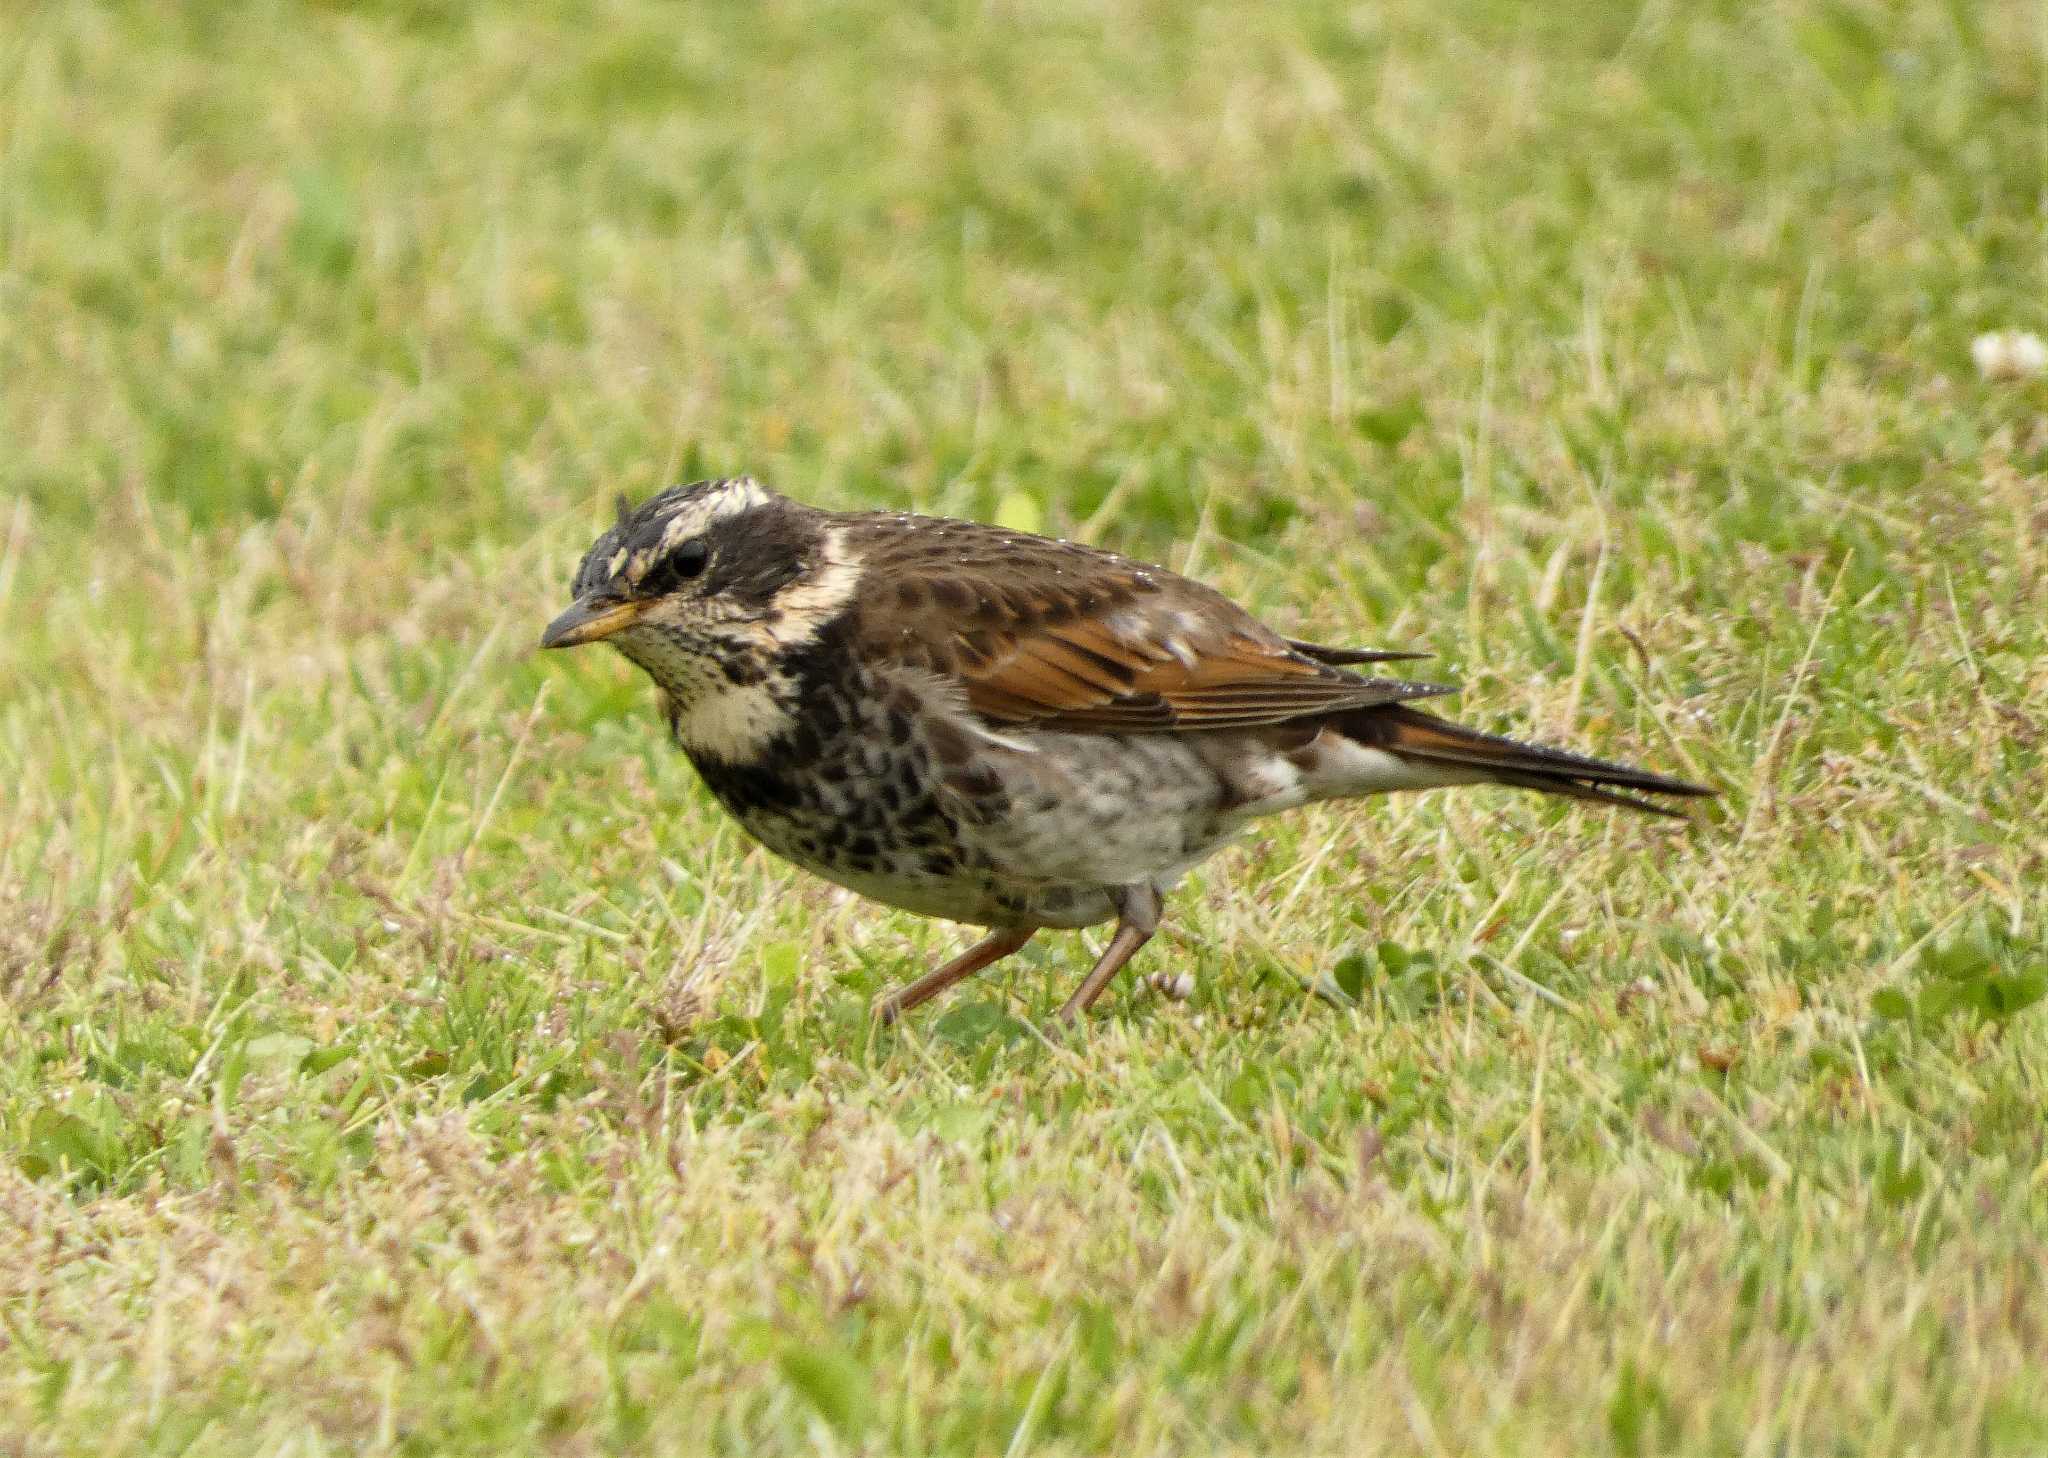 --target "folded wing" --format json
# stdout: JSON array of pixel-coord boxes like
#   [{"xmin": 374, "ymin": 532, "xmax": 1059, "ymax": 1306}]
[{"xmin": 842, "ymin": 516, "xmax": 1449, "ymax": 733}]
